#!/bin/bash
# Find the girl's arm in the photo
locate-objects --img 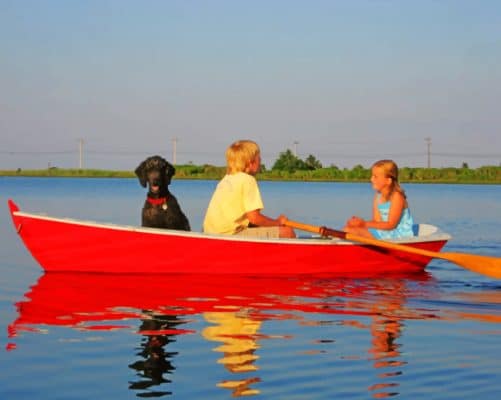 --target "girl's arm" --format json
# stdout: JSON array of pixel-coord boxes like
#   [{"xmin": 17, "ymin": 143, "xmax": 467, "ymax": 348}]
[
  {"xmin": 364, "ymin": 192, "xmax": 406, "ymax": 231},
  {"xmin": 372, "ymin": 193, "xmax": 381, "ymax": 222}
]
